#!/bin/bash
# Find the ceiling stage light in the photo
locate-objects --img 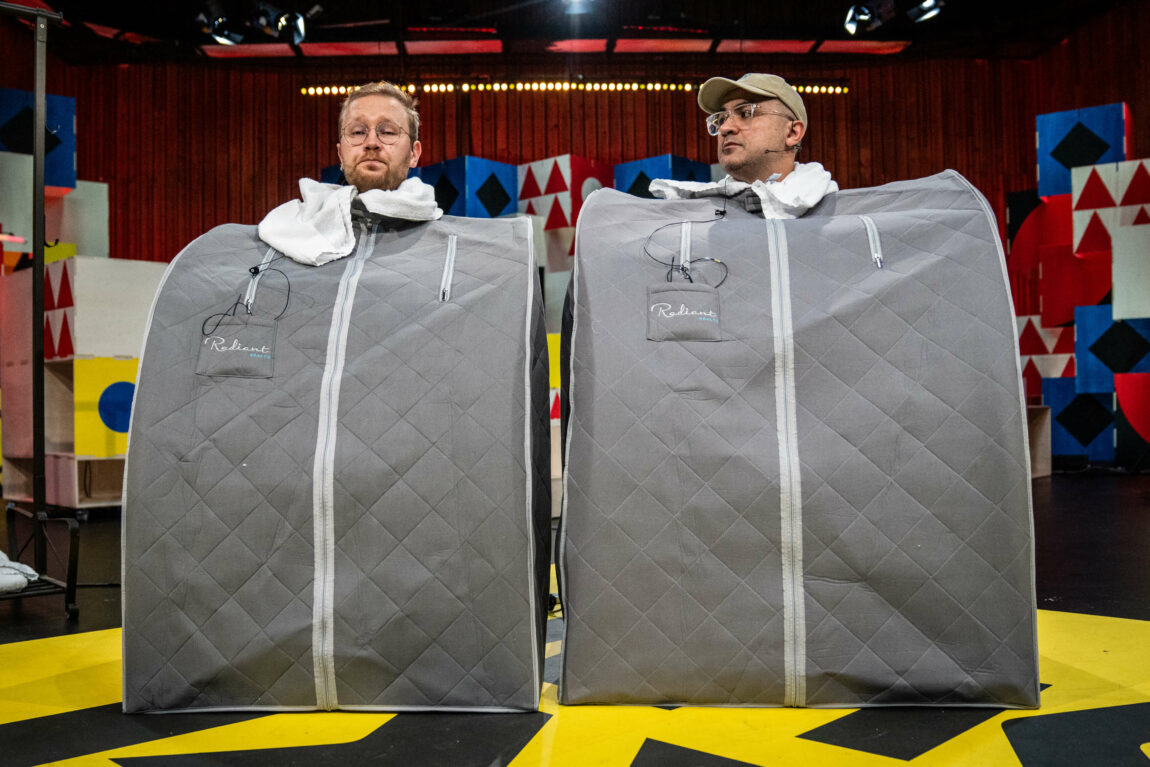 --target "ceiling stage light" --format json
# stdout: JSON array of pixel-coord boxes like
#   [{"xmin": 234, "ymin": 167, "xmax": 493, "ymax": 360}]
[{"xmin": 907, "ymin": 0, "xmax": 945, "ymax": 23}]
